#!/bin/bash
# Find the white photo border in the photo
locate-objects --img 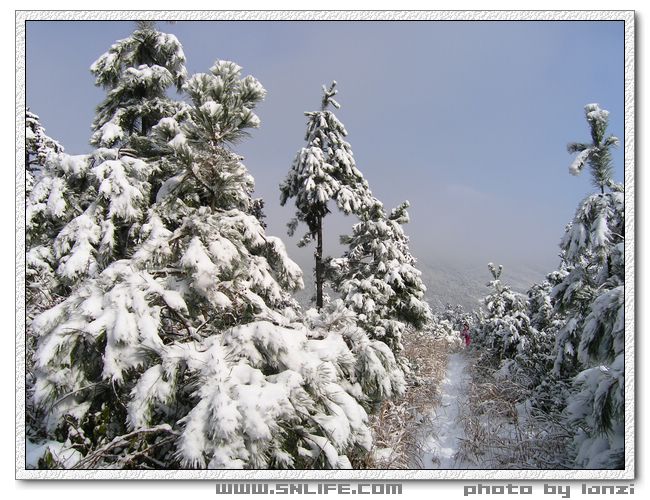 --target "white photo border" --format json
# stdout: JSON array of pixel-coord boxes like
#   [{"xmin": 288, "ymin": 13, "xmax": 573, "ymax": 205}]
[{"xmin": 15, "ymin": 9, "xmax": 635, "ymax": 481}]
